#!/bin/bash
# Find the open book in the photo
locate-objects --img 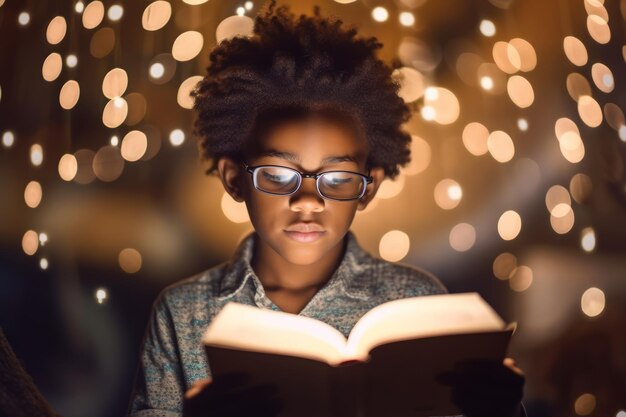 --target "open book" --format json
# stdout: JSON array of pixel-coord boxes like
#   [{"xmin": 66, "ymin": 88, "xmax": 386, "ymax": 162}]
[{"xmin": 203, "ymin": 292, "xmax": 516, "ymax": 417}]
